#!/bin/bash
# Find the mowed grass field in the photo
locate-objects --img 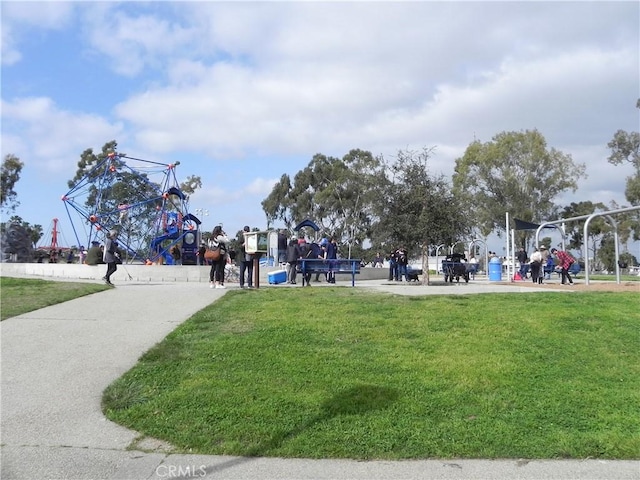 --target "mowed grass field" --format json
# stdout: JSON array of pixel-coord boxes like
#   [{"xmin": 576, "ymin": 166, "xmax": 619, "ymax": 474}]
[
  {"xmin": 101, "ymin": 287, "xmax": 640, "ymax": 460},
  {"xmin": 0, "ymin": 276, "xmax": 109, "ymax": 320}
]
